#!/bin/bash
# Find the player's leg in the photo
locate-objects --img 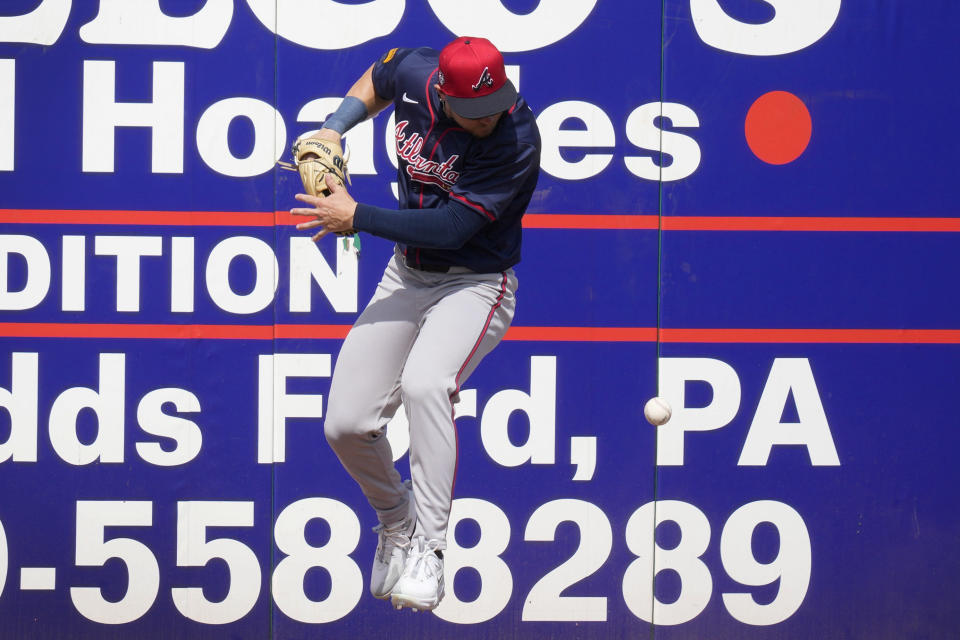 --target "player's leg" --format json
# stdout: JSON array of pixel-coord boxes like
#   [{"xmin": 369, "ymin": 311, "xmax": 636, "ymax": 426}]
[
  {"xmin": 325, "ymin": 257, "xmax": 427, "ymax": 600},
  {"xmin": 390, "ymin": 269, "xmax": 516, "ymax": 610},
  {"xmin": 324, "ymin": 256, "xmax": 419, "ymax": 525},
  {"xmin": 402, "ymin": 269, "xmax": 518, "ymax": 546}
]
